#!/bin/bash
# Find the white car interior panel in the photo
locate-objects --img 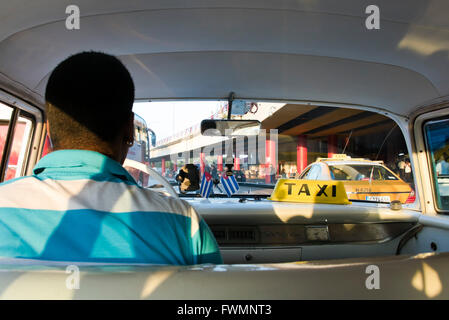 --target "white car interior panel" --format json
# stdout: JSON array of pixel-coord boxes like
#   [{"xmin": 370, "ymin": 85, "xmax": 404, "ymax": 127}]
[{"xmin": 0, "ymin": 252, "xmax": 449, "ymax": 299}]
